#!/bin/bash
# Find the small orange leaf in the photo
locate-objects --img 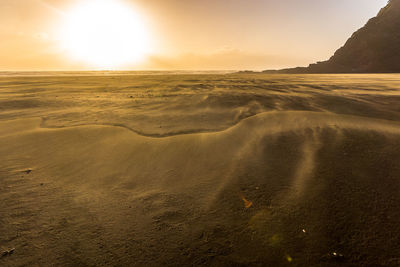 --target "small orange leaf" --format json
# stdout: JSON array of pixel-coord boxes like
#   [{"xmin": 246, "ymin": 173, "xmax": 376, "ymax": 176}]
[{"xmin": 240, "ymin": 194, "xmax": 253, "ymax": 209}]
